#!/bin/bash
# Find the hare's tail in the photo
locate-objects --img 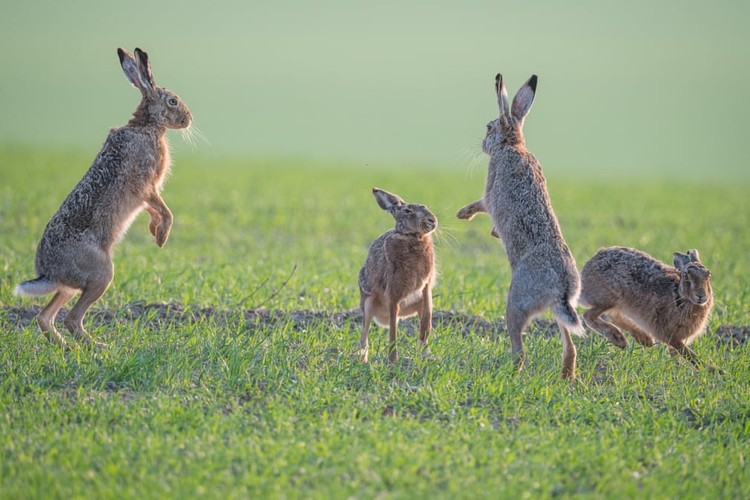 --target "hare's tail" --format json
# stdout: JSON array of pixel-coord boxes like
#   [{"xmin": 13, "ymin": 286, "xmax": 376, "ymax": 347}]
[
  {"xmin": 14, "ymin": 277, "xmax": 58, "ymax": 297},
  {"xmin": 553, "ymin": 298, "xmax": 586, "ymax": 337}
]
